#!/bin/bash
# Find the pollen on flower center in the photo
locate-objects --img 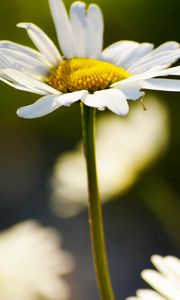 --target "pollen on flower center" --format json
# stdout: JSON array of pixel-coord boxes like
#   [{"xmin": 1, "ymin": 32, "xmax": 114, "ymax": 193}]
[{"xmin": 47, "ymin": 58, "xmax": 131, "ymax": 93}]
